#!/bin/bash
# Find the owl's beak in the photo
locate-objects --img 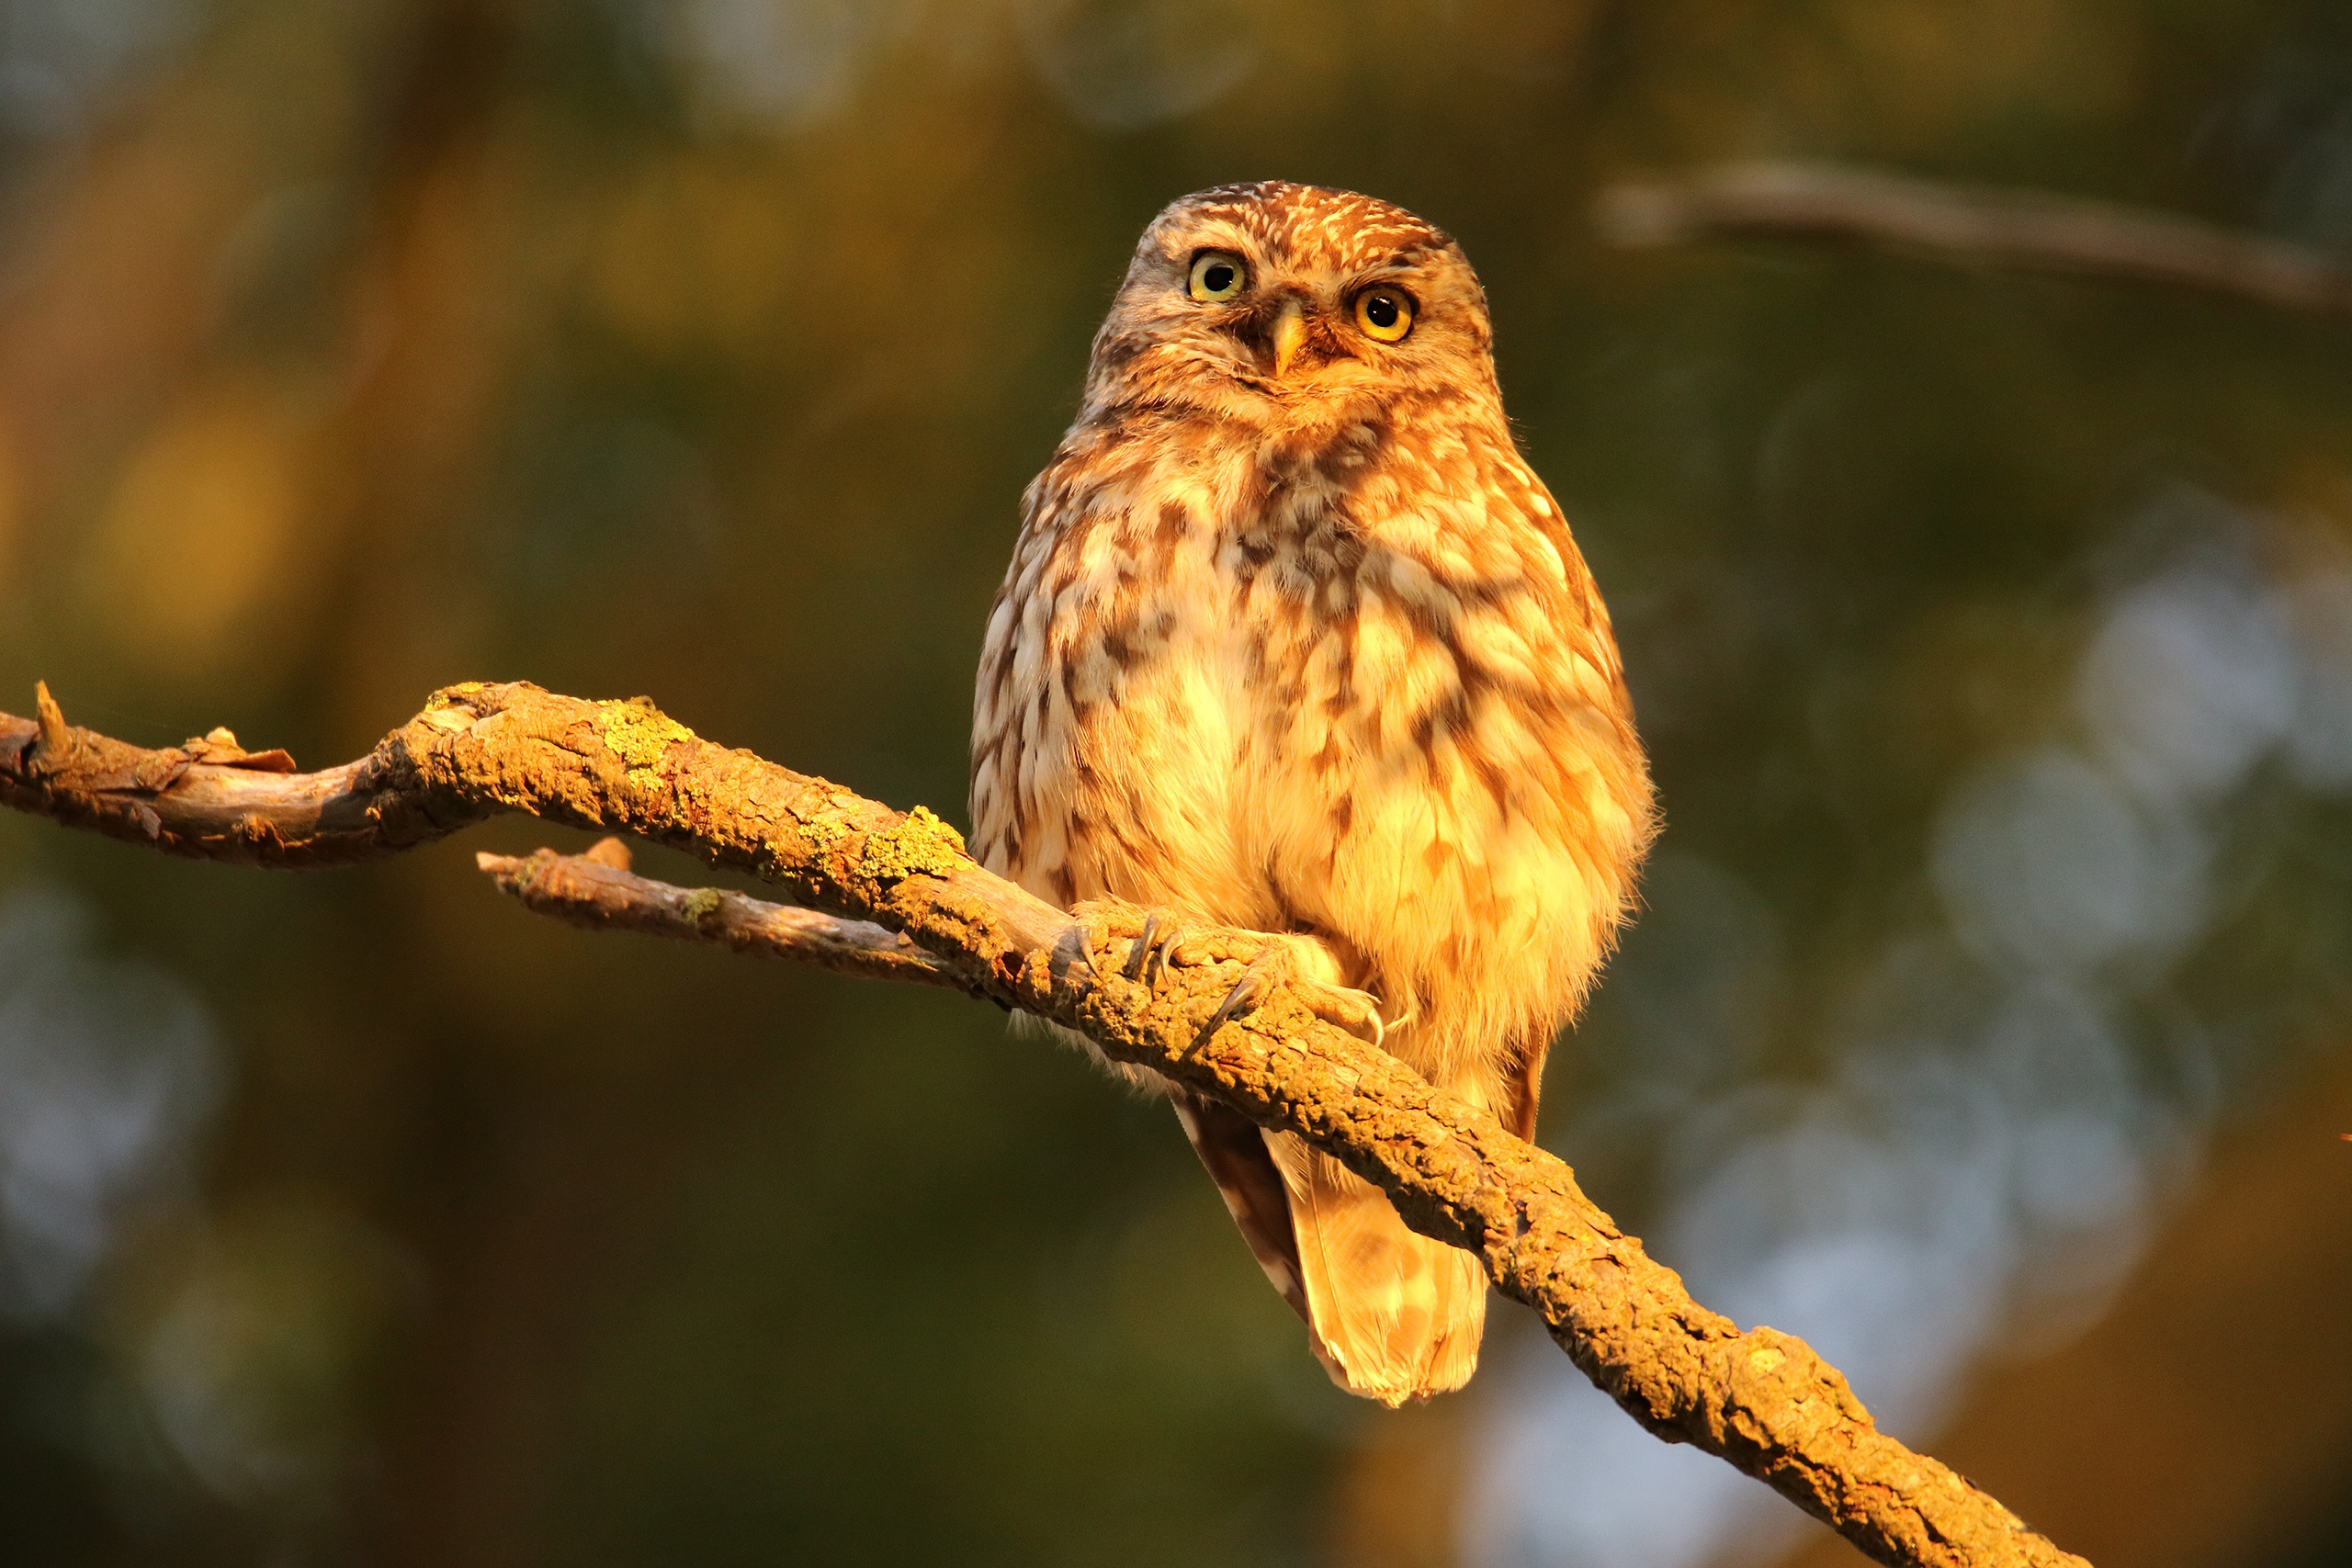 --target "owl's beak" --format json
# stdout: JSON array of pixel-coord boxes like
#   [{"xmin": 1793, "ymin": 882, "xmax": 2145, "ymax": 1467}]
[{"xmin": 1270, "ymin": 299, "xmax": 1307, "ymax": 378}]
